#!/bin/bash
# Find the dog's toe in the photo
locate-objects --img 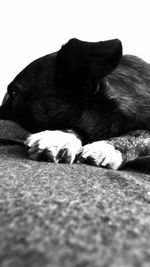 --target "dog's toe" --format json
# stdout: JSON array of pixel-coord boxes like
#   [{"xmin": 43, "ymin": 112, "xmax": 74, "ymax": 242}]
[
  {"xmin": 29, "ymin": 148, "xmax": 55, "ymax": 162},
  {"xmin": 56, "ymin": 148, "xmax": 73, "ymax": 163}
]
